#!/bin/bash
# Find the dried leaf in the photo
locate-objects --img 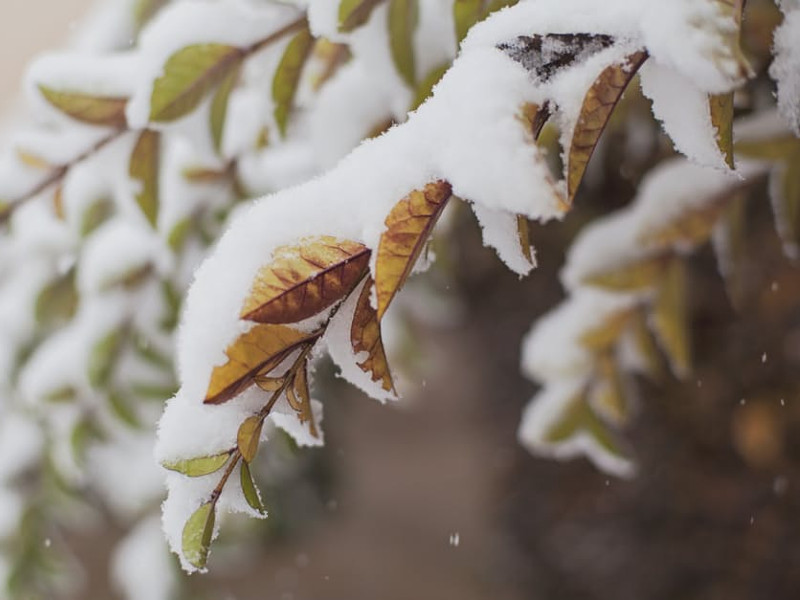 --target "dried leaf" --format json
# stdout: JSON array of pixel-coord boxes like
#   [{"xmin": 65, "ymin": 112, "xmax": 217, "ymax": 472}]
[
  {"xmin": 241, "ymin": 236, "xmax": 370, "ymax": 324},
  {"xmin": 240, "ymin": 461, "xmax": 266, "ymax": 514},
  {"xmin": 710, "ymin": 93, "xmax": 735, "ymax": 169},
  {"xmin": 287, "ymin": 364, "xmax": 318, "ymax": 438},
  {"xmin": 273, "ymin": 25, "xmax": 314, "ymax": 137},
  {"xmin": 150, "ymin": 44, "xmax": 244, "ymax": 122},
  {"xmin": 650, "ymin": 258, "xmax": 691, "ymax": 378},
  {"xmin": 129, "ymin": 129, "xmax": 160, "ymax": 227},
  {"xmin": 375, "ymin": 181, "xmax": 453, "ymax": 318},
  {"xmin": 583, "ymin": 255, "xmax": 669, "ymax": 291},
  {"xmin": 182, "ymin": 502, "xmax": 215, "ymax": 570},
  {"xmin": 516, "ymin": 215, "xmax": 534, "ymax": 266},
  {"xmin": 205, "ymin": 324, "xmax": 318, "ymax": 405},
  {"xmin": 210, "ymin": 63, "xmax": 240, "ymax": 154},
  {"xmin": 411, "ymin": 63, "xmax": 448, "ymax": 111},
  {"xmin": 38, "ymin": 85, "xmax": 128, "ymax": 127},
  {"xmin": 567, "ymin": 51, "xmax": 647, "ymax": 204},
  {"xmin": 499, "ymin": 34, "xmax": 614, "ymax": 82},
  {"xmin": 163, "ymin": 452, "xmax": 231, "ymax": 477},
  {"xmin": 339, "ymin": 0, "xmax": 385, "ymax": 32},
  {"xmin": 351, "ymin": 278, "xmax": 395, "ymax": 393},
  {"xmin": 388, "ymin": 0, "xmax": 419, "ymax": 87},
  {"xmin": 255, "ymin": 376, "xmax": 285, "ymax": 392},
  {"xmin": 53, "ymin": 185, "xmax": 65, "ymax": 221},
  {"xmin": 237, "ymin": 416, "xmax": 263, "ymax": 463}
]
